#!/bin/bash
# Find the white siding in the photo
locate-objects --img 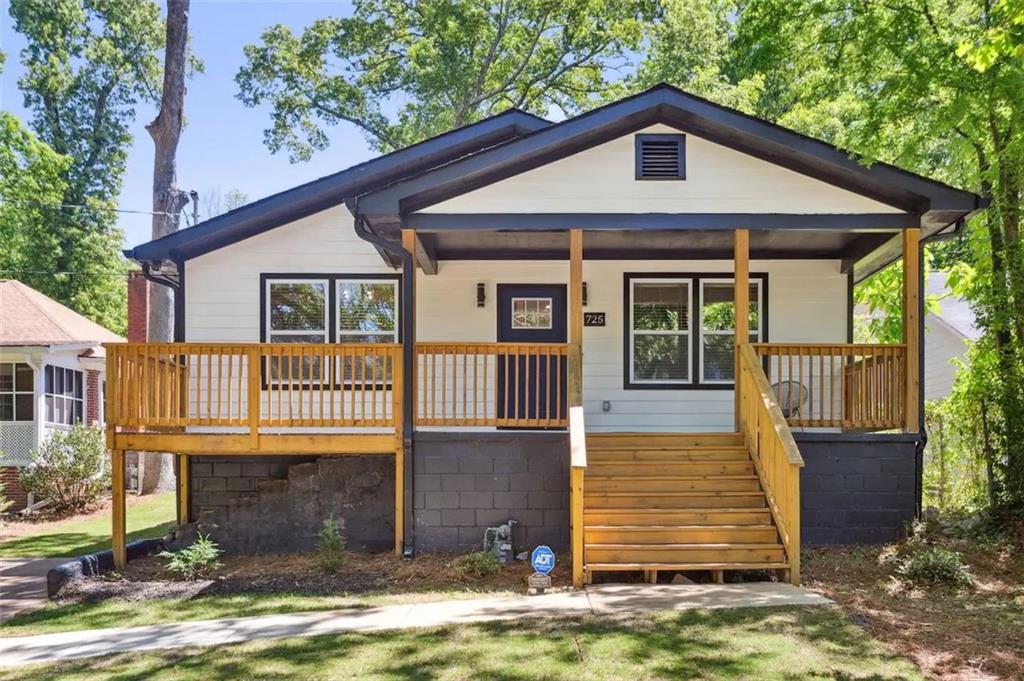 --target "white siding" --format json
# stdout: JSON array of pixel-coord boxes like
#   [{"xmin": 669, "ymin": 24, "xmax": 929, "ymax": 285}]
[
  {"xmin": 425, "ymin": 124, "xmax": 903, "ymax": 216},
  {"xmin": 923, "ymin": 317, "xmax": 968, "ymax": 401},
  {"xmin": 185, "ymin": 205, "xmax": 393, "ymax": 342}
]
